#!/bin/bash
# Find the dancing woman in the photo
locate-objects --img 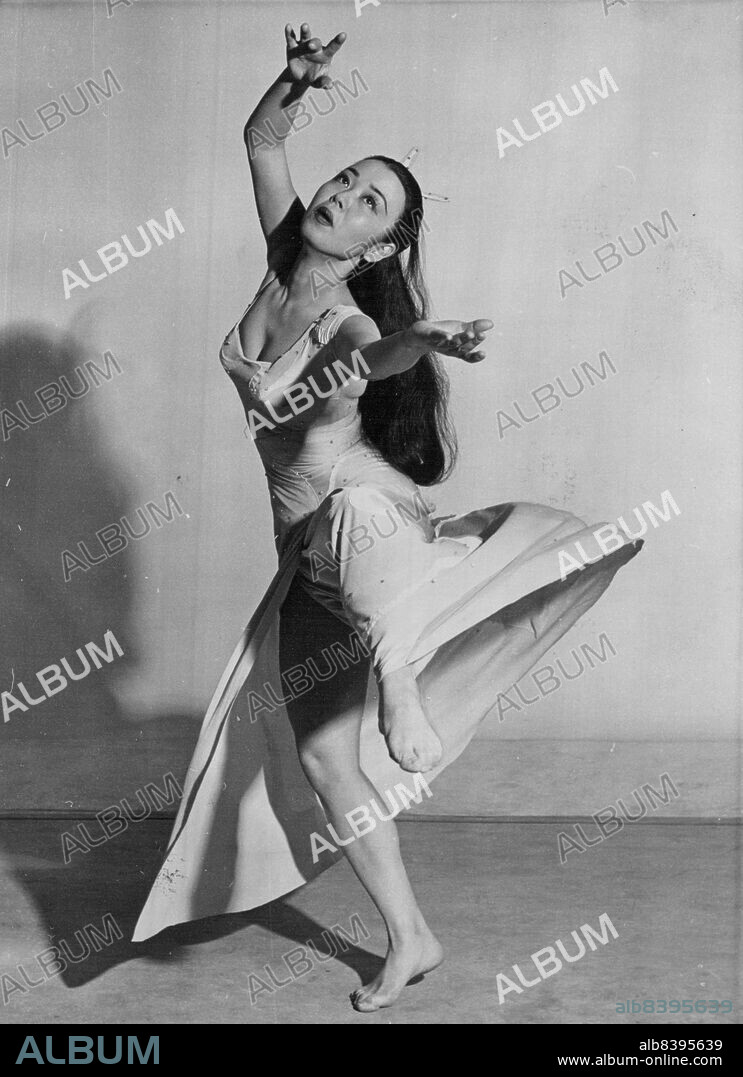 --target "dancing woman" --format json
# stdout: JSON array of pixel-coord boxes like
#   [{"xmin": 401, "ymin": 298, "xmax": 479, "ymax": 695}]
[{"xmin": 133, "ymin": 23, "xmax": 641, "ymax": 1012}]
